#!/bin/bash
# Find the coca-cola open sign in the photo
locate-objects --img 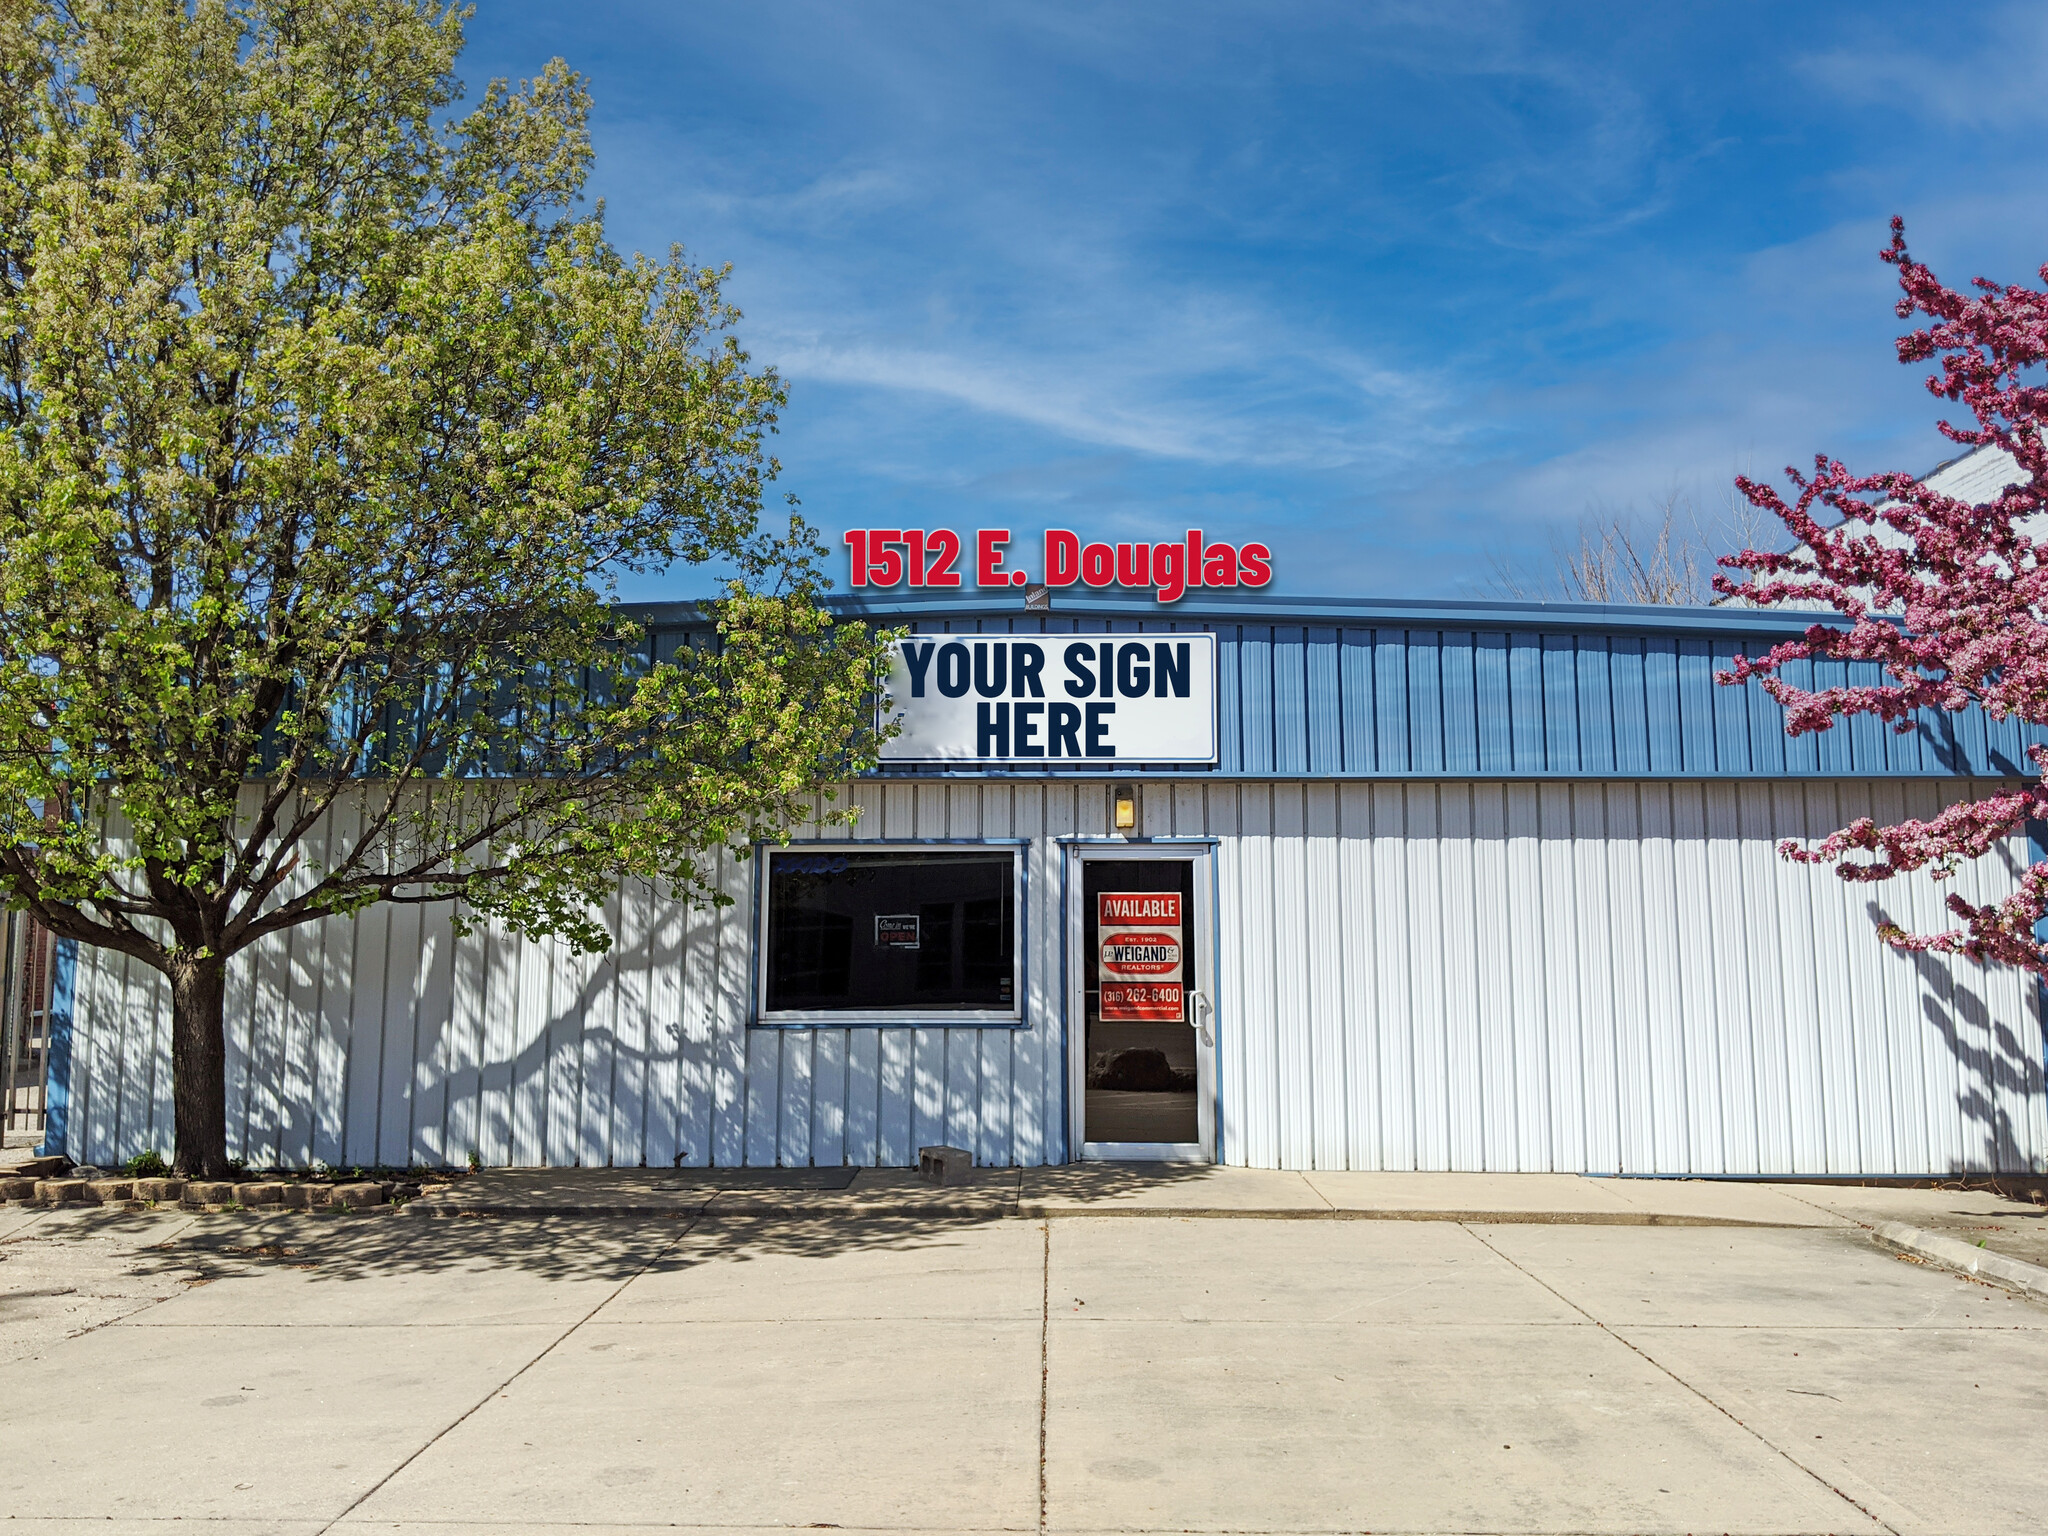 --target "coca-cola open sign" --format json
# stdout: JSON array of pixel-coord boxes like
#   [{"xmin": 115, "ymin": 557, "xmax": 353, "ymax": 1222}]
[{"xmin": 1098, "ymin": 891, "xmax": 1184, "ymax": 1022}]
